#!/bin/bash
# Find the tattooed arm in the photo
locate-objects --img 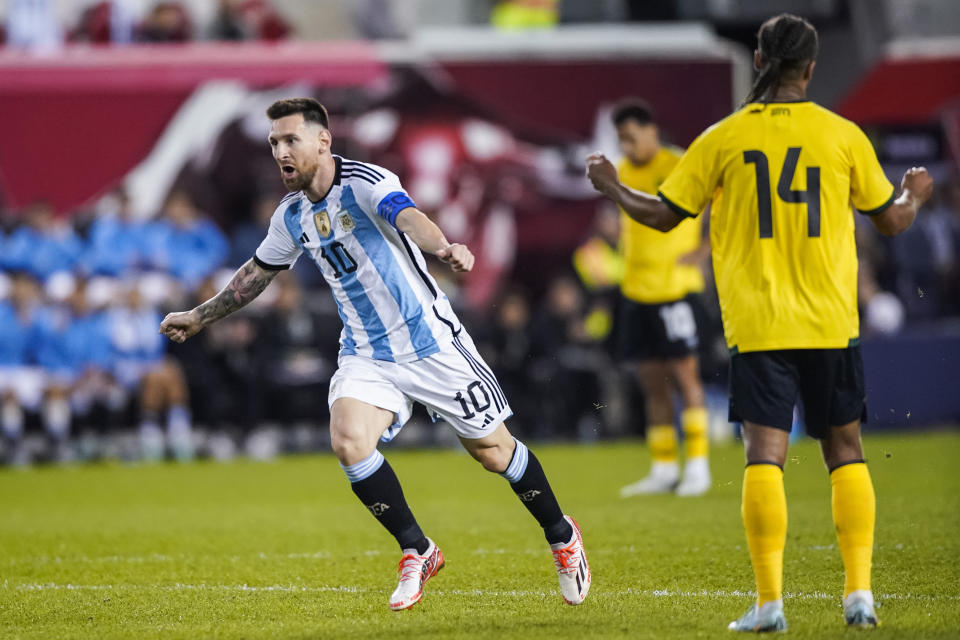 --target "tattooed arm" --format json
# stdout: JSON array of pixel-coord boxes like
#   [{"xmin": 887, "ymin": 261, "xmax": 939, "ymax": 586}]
[{"xmin": 159, "ymin": 258, "xmax": 281, "ymax": 343}]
